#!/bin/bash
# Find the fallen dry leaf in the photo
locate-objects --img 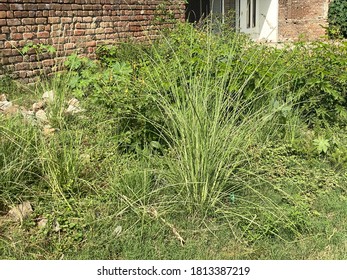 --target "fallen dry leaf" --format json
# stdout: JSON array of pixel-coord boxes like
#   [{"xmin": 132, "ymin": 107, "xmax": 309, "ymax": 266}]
[
  {"xmin": 37, "ymin": 217, "xmax": 48, "ymax": 229},
  {"xmin": 53, "ymin": 220, "xmax": 61, "ymax": 232},
  {"xmin": 7, "ymin": 201, "xmax": 33, "ymax": 223},
  {"xmin": 65, "ymin": 98, "xmax": 85, "ymax": 114},
  {"xmin": 43, "ymin": 124, "xmax": 56, "ymax": 136},
  {"xmin": 113, "ymin": 225, "xmax": 122, "ymax": 236},
  {"xmin": 165, "ymin": 222, "xmax": 186, "ymax": 246},
  {"xmin": 147, "ymin": 206, "xmax": 185, "ymax": 246}
]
